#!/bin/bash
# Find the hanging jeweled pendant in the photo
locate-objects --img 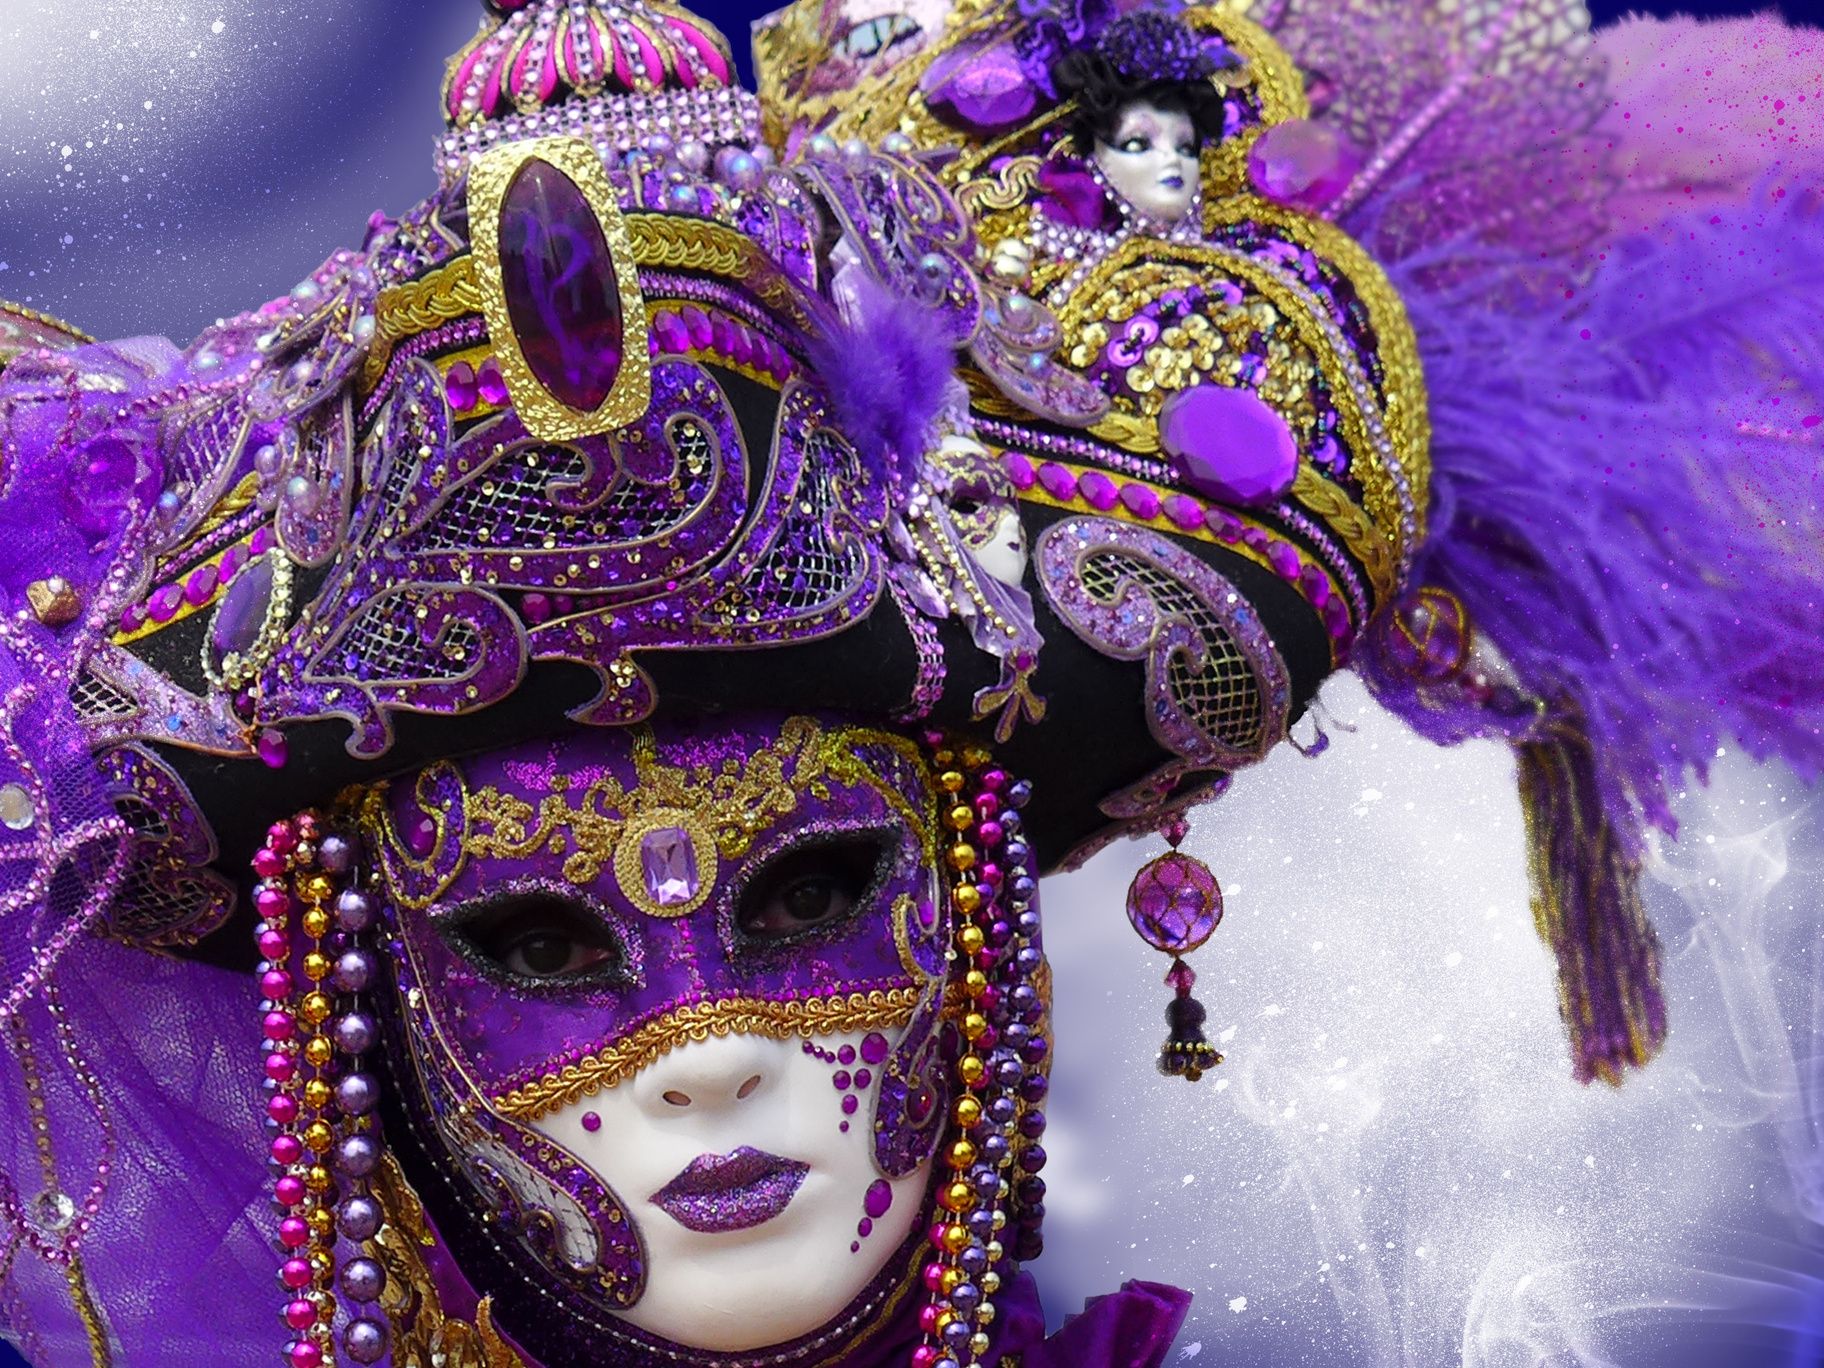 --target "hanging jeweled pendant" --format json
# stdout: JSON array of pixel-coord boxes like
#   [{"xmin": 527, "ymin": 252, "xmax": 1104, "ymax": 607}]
[{"xmin": 1125, "ymin": 818, "xmax": 1224, "ymax": 1081}]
